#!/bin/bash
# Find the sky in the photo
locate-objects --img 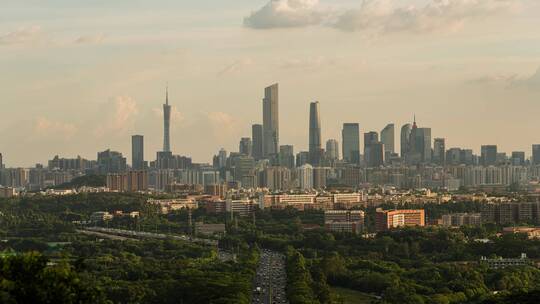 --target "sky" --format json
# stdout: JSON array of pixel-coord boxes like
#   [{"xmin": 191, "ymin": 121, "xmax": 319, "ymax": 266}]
[{"xmin": 1, "ymin": 0, "xmax": 540, "ymax": 167}]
